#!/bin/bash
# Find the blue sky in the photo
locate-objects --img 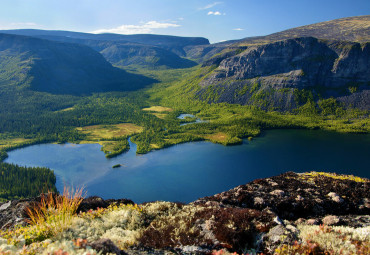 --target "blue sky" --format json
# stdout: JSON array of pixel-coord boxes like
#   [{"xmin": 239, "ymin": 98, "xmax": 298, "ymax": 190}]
[{"xmin": 0, "ymin": 0, "xmax": 369, "ymax": 43}]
